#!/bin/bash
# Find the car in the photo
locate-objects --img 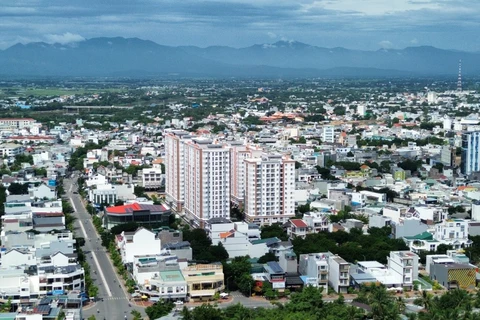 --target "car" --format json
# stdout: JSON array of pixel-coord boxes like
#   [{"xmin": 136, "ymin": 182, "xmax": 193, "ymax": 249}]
[{"xmin": 73, "ymin": 191, "xmax": 78, "ymax": 194}]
